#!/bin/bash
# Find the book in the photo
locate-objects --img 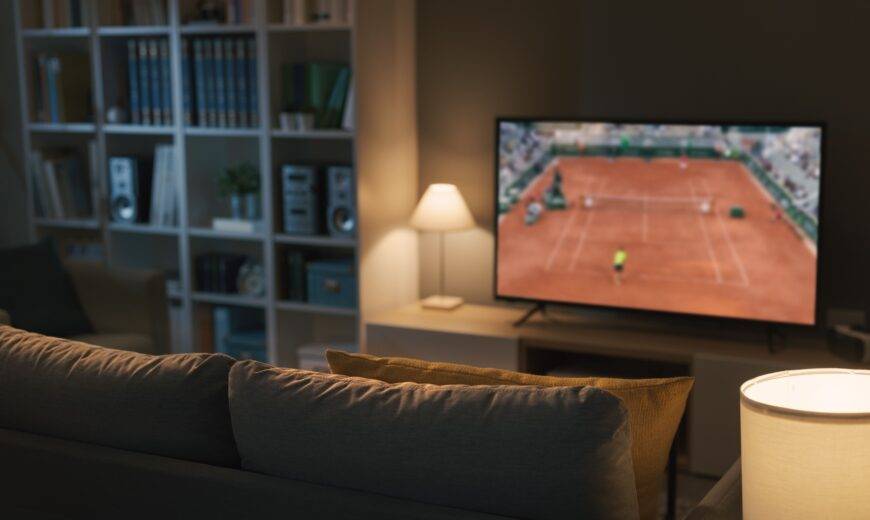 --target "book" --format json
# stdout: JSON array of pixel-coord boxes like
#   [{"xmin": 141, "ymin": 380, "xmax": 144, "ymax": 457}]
[
  {"xmin": 127, "ymin": 40, "xmax": 141, "ymax": 124},
  {"xmin": 181, "ymin": 38, "xmax": 192, "ymax": 126},
  {"xmin": 225, "ymin": 39, "xmax": 237, "ymax": 128},
  {"xmin": 160, "ymin": 39, "xmax": 172, "ymax": 125},
  {"xmin": 246, "ymin": 38, "xmax": 258, "ymax": 126},
  {"xmin": 235, "ymin": 39, "xmax": 248, "ymax": 127},
  {"xmin": 213, "ymin": 39, "xmax": 227, "ymax": 127},
  {"xmin": 45, "ymin": 56, "xmax": 60, "ymax": 123},
  {"xmin": 322, "ymin": 66, "xmax": 350, "ymax": 128},
  {"xmin": 193, "ymin": 39, "xmax": 207, "ymax": 126},
  {"xmin": 43, "ymin": 161, "xmax": 64, "ymax": 218},
  {"xmin": 138, "ymin": 40, "xmax": 151, "ymax": 125},
  {"xmin": 341, "ymin": 79, "xmax": 354, "ymax": 130},
  {"xmin": 203, "ymin": 38, "xmax": 216, "ymax": 126},
  {"xmin": 148, "ymin": 39, "xmax": 161, "ymax": 125},
  {"xmin": 30, "ymin": 151, "xmax": 49, "ymax": 217},
  {"xmin": 53, "ymin": 52, "xmax": 91, "ymax": 122},
  {"xmin": 150, "ymin": 145, "xmax": 165, "ymax": 225}
]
